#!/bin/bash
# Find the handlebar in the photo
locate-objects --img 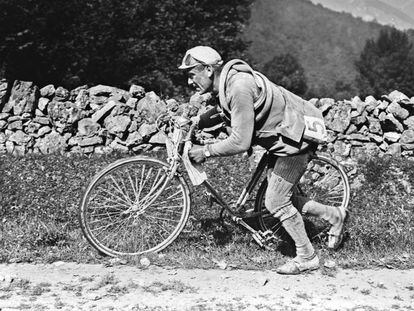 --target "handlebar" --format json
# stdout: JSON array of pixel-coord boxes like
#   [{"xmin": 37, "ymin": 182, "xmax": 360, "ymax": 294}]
[{"xmin": 154, "ymin": 92, "xmax": 213, "ymax": 165}]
